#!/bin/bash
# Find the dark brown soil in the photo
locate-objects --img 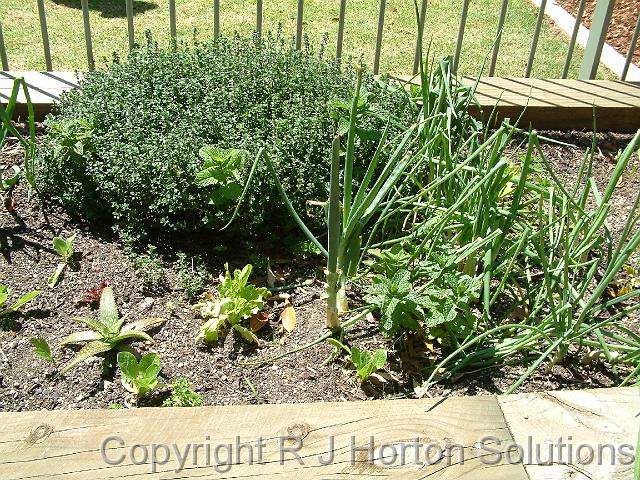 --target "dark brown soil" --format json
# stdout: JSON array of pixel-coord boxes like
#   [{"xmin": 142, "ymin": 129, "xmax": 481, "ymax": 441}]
[
  {"xmin": 557, "ymin": 0, "xmax": 640, "ymax": 66},
  {"xmin": 0, "ymin": 130, "xmax": 638, "ymax": 412}
]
